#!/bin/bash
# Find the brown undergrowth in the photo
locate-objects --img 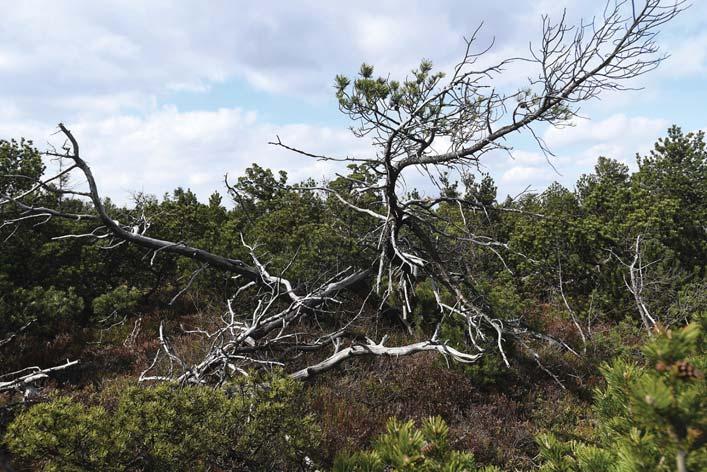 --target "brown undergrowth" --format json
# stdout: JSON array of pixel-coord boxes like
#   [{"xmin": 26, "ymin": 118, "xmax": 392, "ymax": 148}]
[{"xmin": 1, "ymin": 301, "xmax": 641, "ymax": 471}]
